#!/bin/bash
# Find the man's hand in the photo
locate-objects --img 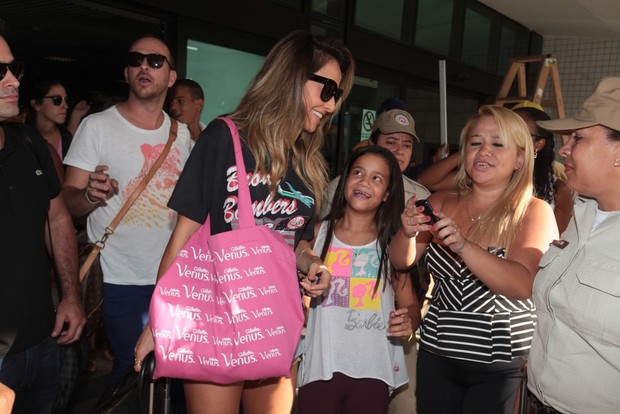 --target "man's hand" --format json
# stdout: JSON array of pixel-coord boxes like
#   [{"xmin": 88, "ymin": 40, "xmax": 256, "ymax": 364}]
[{"xmin": 51, "ymin": 297, "xmax": 86, "ymax": 345}]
